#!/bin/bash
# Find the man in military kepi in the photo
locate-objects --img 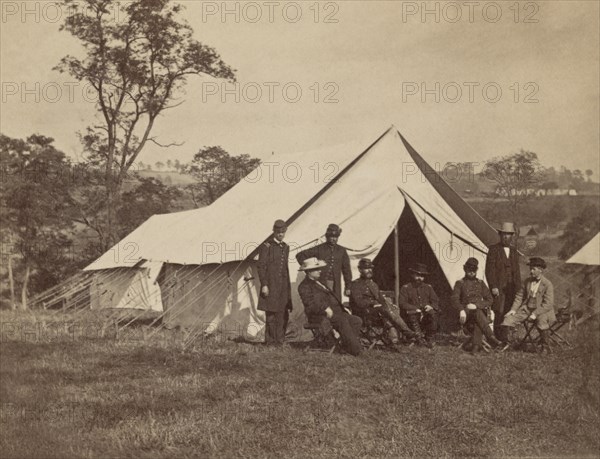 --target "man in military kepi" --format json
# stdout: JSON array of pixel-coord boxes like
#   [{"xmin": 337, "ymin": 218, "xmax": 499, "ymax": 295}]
[
  {"xmin": 349, "ymin": 258, "xmax": 421, "ymax": 348},
  {"xmin": 485, "ymin": 222, "xmax": 522, "ymax": 341},
  {"xmin": 451, "ymin": 257, "xmax": 503, "ymax": 353},
  {"xmin": 298, "ymin": 257, "xmax": 362, "ymax": 356},
  {"xmin": 296, "ymin": 223, "xmax": 352, "ymax": 302},
  {"xmin": 398, "ymin": 262, "xmax": 440, "ymax": 347},
  {"xmin": 257, "ymin": 219, "xmax": 292, "ymax": 345}
]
